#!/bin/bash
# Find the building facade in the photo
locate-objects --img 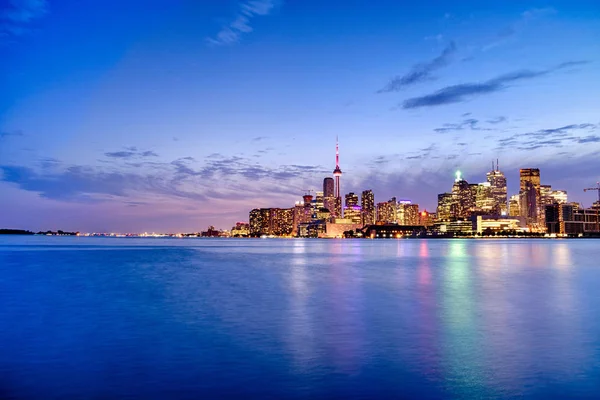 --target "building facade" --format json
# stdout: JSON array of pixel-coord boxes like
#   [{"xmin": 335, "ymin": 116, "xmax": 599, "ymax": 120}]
[{"xmin": 361, "ymin": 189, "xmax": 375, "ymax": 226}]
